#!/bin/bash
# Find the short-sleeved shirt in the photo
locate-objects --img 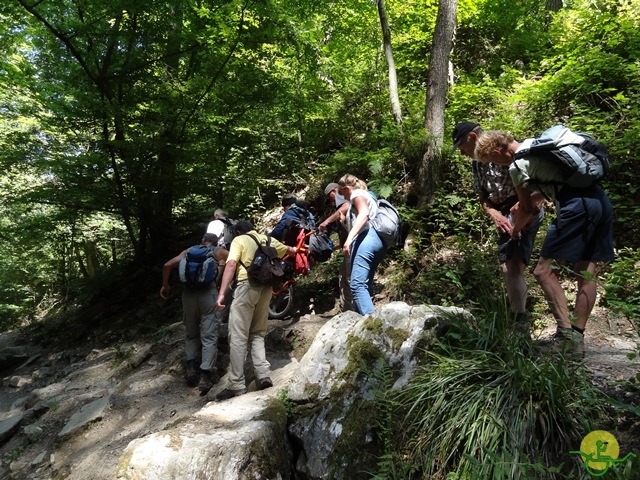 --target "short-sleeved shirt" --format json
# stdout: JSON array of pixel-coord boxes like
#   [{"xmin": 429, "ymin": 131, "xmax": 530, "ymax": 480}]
[
  {"xmin": 346, "ymin": 189, "xmax": 378, "ymax": 233},
  {"xmin": 471, "ymin": 160, "xmax": 516, "ymax": 207},
  {"xmin": 509, "ymin": 139, "xmax": 565, "ymax": 200},
  {"xmin": 227, "ymin": 230, "xmax": 288, "ymax": 283},
  {"xmin": 206, "ymin": 219, "xmax": 226, "ymax": 247}
]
